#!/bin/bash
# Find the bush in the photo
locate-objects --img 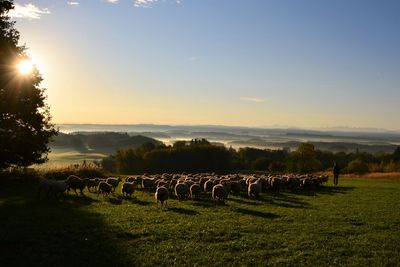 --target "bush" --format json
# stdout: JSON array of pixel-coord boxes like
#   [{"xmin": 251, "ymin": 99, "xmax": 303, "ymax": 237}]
[{"xmin": 347, "ymin": 159, "xmax": 369, "ymax": 174}]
